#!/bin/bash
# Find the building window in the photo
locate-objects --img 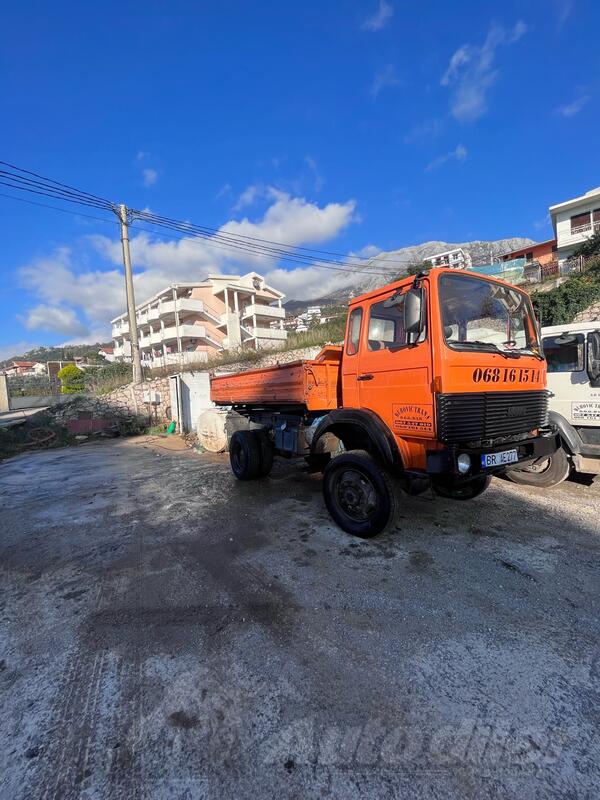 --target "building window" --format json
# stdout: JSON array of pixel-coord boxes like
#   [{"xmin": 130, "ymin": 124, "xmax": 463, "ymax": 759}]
[
  {"xmin": 525, "ymin": 252, "xmax": 533, "ymax": 262},
  {"xmin": 571, "ymin": 212, "xmax": 591, "ymax": 232},
  {"xmin": 346, "ymin": 307, "xmax": 363, "ymax": 356}
]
